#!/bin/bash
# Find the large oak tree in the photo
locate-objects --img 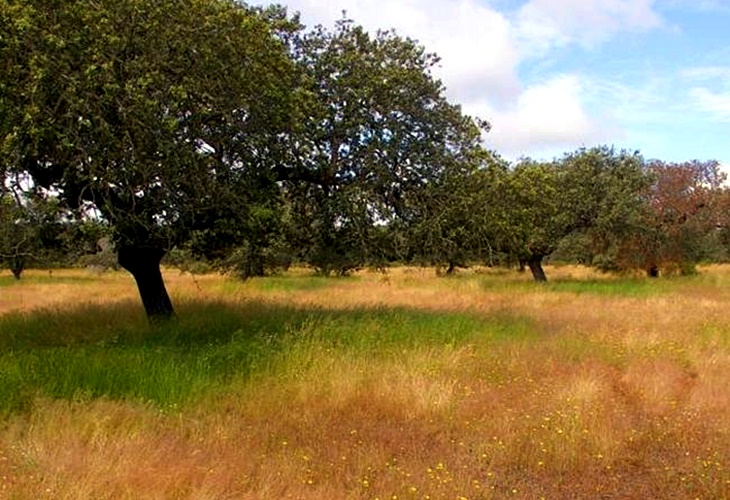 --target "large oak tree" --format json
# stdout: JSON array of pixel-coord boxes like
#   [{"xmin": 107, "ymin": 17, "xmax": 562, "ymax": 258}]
[
  {"xmin": 491, "ymin": 147, "xmax": 651, "ymax": 281},
  {"xmin": 282, "ymin": 18, "xmax": 489, "ymax": 274},
  {"xmin": 1, "ymin": 0, "xmax": 297, "ymax": 319}
]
